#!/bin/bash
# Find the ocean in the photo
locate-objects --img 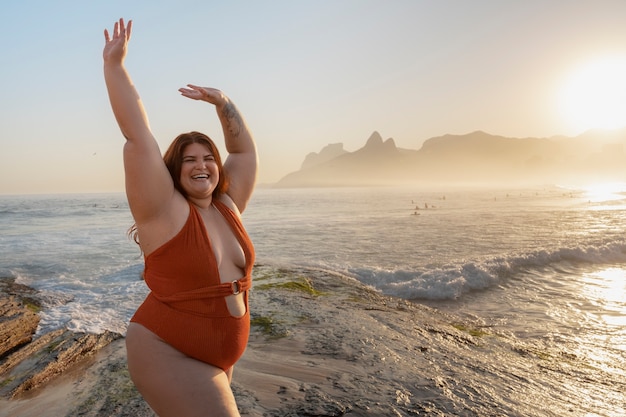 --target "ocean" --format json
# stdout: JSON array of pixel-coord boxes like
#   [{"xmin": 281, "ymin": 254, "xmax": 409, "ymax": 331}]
[{"xmin": 1, "ymin": 184, "xmax": 625, "ymax": 416}]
